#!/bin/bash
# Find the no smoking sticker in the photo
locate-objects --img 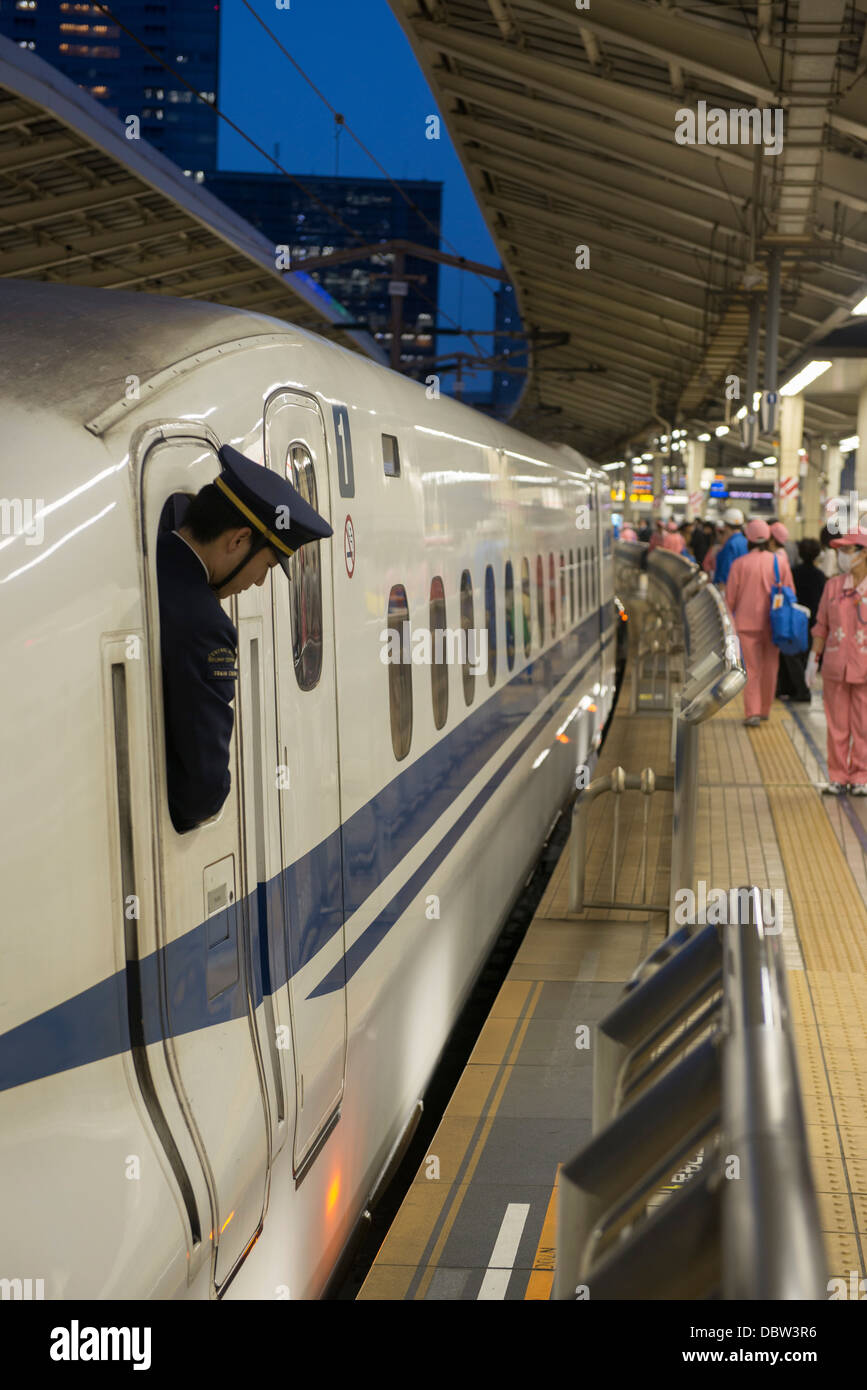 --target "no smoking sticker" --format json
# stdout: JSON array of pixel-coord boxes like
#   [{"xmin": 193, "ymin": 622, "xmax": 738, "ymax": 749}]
[{"xmin": 344, "ymin": 514, "xmax": 356, "ymax": 578}]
